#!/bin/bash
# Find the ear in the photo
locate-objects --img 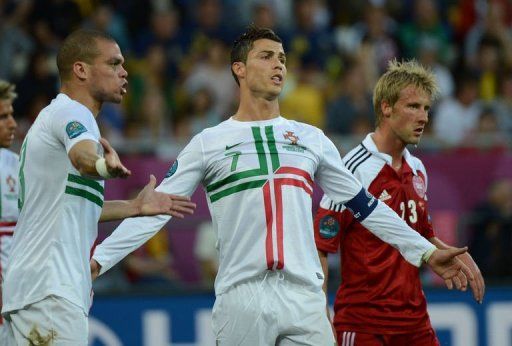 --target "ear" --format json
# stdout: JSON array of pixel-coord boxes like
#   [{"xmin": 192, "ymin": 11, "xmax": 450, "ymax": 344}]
[
  {"xmin": 72, "ymin": 61, "xmax": 88, "ymax": 81},
  {"xmin": 232, "ymin": 61, "xmax": 245, "ymax": 81},
  {"xmin": 381, "ymin": 100, "xmax": 392, "ymax": 118}
]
